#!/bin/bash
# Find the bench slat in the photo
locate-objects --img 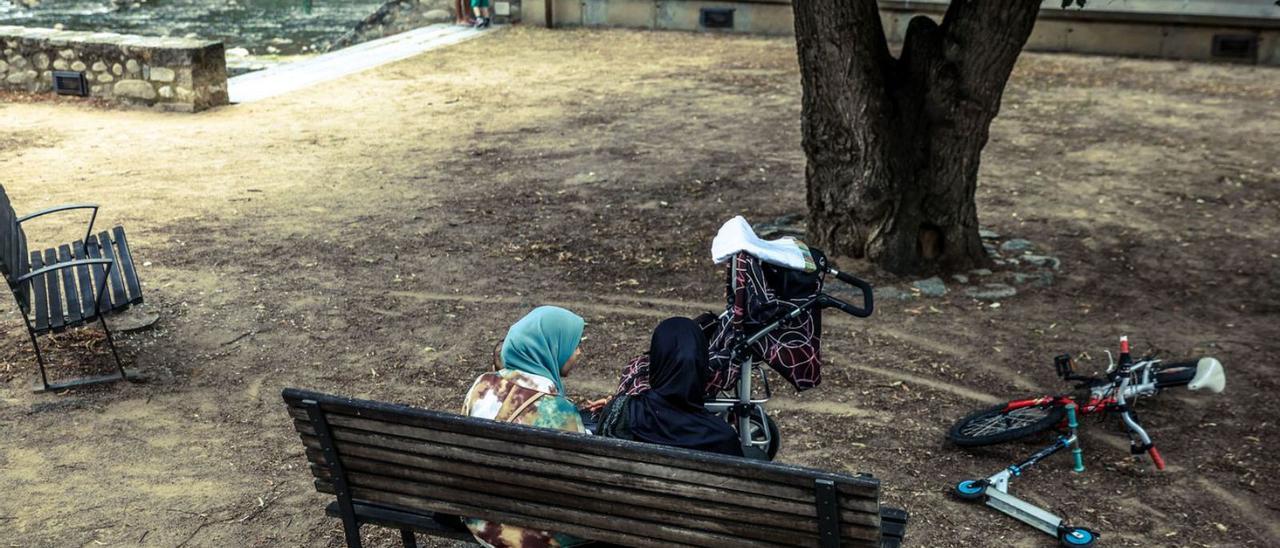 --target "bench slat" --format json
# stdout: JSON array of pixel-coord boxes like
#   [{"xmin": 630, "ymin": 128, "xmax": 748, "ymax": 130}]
[
  {"xmin": 111, "ymin": 226, "xmax": 143, "ymax": 304},
  {"xmin": 83, "ymin": 235, "xmax": 111, "ymax": 310},
  {"xmin": 325, "ymin": 481, "xmax": 717, "ymax": 548},
  {"xmin": 96, "ymin": 231, "xmax": 127, "ymax": 309},
  {"xmin": 285, "ymin": 389, "xmax": 896, "ymax": 548},
  {"xmin": 30, "ymin": 250, "xmax": 48, "ymax": 331},
  {"xmin": 72, "ymin": 240, "xmax": 96, "ymax": 319},
  {"xmin": 306, "ymin": 444, "xmax": 849, "ymax": 537},
  {"xmin": 293, "ymin": 410, "xmax": 869, "ymax": 509},
  {"xmin": 288, "ymin": 405, "xmax": 879, "ymax": 510},
  {"xmin": 283, "ymin": 391, "xmax": 879, "ymax": 500},
  {"xmin": 308, "ymin": 449, "xmax": 880, "ymax": 544},
  {"xmin": 301, "ymin": 438, "xmax": 881, "ymax": 543},
  {"xmin": 296, "ymin": 422, "xmax": 878, "ymax": 522},
  {"xmin": 323, "ymin": 501, "xmax": 476, "ymax": 543},
  {"xmin": 317, "ymin": 459, "xmax": 839, "ymax": 546},
  {"xmin": 57, "ymin": 245, "xmax": 82, "ymax": 324},
  {"xmin": 43, "ymin": 249, "xmax": 64, "ymax": 331},
  {"xmin": 353, "ymin": 468, "xmax": 813, "ymax": 547},
  {"xmin": 320, "ymin": 476, "xmax": 806, "ymax": 548}
]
